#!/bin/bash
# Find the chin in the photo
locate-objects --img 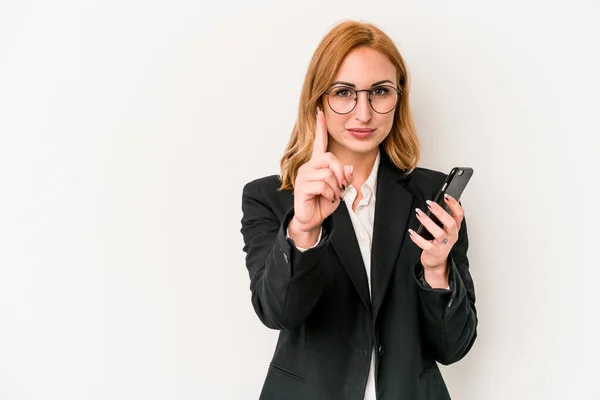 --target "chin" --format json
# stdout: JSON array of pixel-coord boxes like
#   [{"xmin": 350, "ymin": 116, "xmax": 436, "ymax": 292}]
[
  {"xmin": 344, "ymin": 140, "xmax": 382, "ymax": 155},
  {"xmin": 329, "ymin": 132, "xmax": 387, "ymax": 155}
]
